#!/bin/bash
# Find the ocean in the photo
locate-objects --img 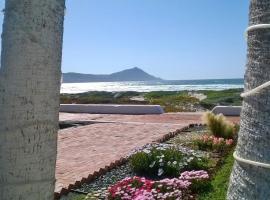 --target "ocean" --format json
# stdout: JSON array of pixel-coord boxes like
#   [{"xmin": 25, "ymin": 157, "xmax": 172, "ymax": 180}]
[{"xmin": 61, "ymin": 79, "xmax": 244, "ymax": 94}]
